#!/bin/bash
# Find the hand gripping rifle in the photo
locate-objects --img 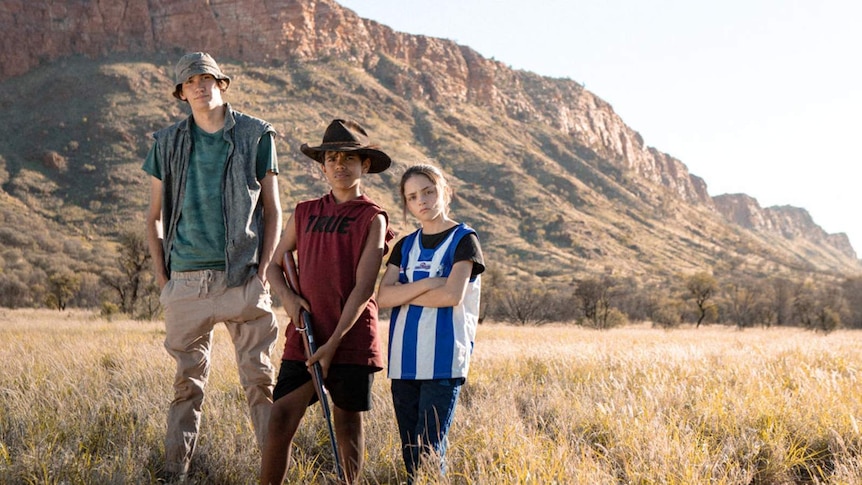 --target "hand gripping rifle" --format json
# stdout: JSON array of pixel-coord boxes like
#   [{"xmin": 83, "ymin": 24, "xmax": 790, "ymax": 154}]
[{"xmin": 282, "ymin": 252, "xmax": 344, "ymax": 481}]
